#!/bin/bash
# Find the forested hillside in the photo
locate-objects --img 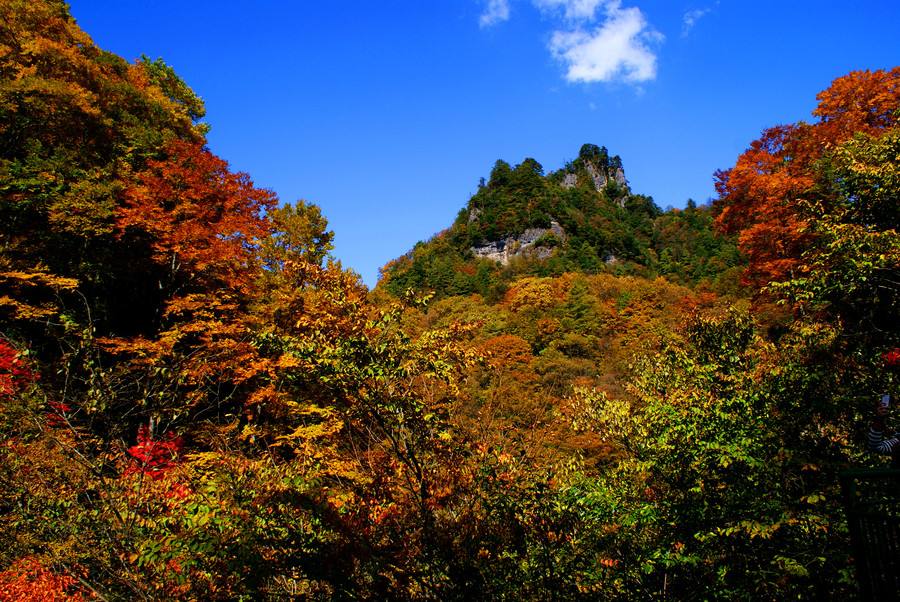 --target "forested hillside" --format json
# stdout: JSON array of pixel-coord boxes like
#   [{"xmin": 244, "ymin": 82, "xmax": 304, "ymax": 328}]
[
  {"xmin": 1, "ymin": 2, "xmax": 899, "ymax": 599},
  {"xmin": 379, "ymin": 143, "xmax": 744, "ymax": 301}
]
